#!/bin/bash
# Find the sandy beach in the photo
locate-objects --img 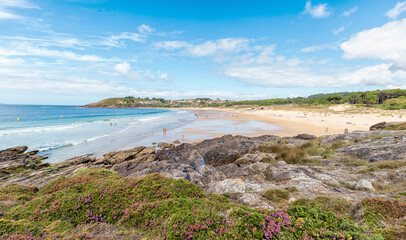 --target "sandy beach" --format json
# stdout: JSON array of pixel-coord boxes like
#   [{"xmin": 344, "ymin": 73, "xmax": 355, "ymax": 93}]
[{"xmin": 179, "ymin": 105, "xmax": 406, "ymax": 138}]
